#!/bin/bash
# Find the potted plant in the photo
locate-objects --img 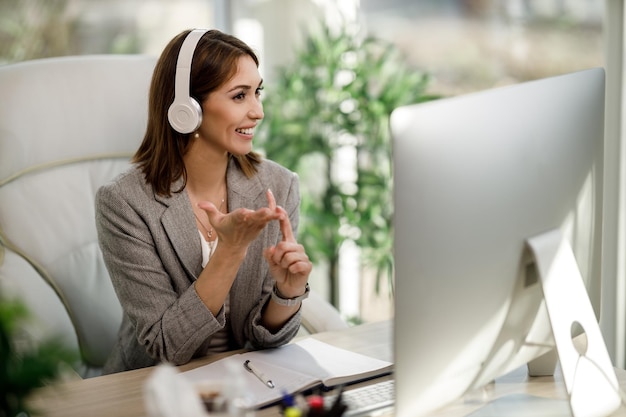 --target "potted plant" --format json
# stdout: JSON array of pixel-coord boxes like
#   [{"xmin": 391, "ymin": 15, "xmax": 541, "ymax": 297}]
[{"xmin": 257, "ymin": 20, "xmax": 439, "ymax": 307}]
